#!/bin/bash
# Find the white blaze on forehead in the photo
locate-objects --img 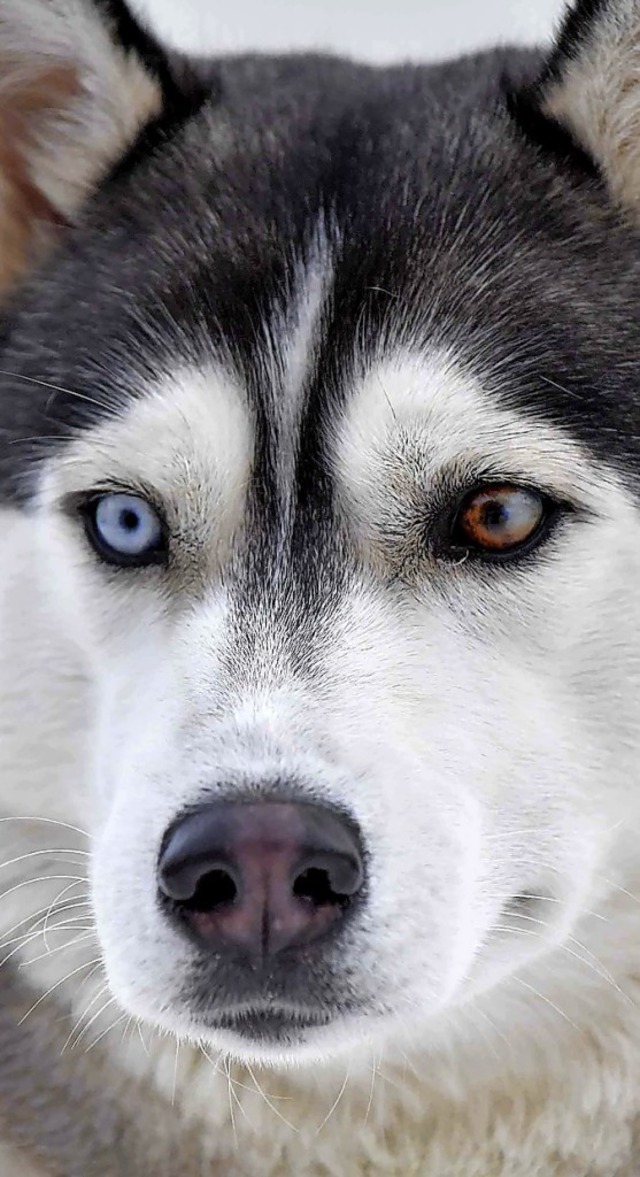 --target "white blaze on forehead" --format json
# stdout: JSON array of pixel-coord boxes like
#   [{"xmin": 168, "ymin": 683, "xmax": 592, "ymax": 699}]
[
  {"xmin": 277, "ymin": 230, "xmax": 332, "ymax": 427},
  {"xmin": 331, "ymin": 349, "xmax": 622, "ymax": 535},
  {"xmin": 264, "ymin": 222, "xmax": 333, "ymax": 549},
  {"xmin": 38, "ymin": 365, "xmax": 253, "ymax": 552}
]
